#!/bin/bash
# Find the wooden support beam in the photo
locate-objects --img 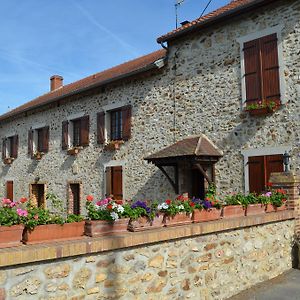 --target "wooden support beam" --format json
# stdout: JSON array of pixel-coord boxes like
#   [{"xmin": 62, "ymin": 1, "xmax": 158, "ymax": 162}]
[
  {"xmin": 195, "ymin": 163, "xmax": 212, "ymax": 185},
  {"xmin": 158, "ymin": 165, "xmax": 179, "ymax": 194}
]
